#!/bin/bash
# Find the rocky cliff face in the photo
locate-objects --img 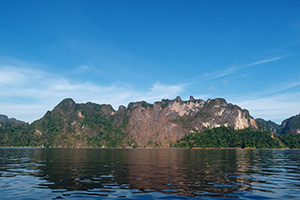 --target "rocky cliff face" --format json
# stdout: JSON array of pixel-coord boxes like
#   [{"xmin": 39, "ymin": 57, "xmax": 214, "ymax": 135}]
[{"xmin": 126, "ymin": 97, "xmax": 257, "ymax": 147}]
